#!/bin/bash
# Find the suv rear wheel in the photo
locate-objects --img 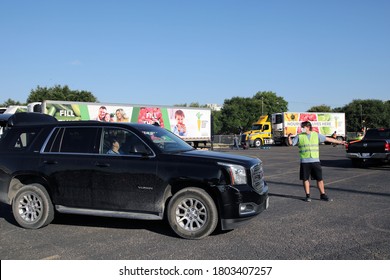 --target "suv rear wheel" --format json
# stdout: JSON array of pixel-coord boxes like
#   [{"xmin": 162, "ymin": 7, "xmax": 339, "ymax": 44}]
[
  {"xmin": 12, "ymin": 184, "xmax": 54, "ymax": 229},
  {"xmin": 167, "ymin": 188, "xmax": 218, "ymax": 239}
]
